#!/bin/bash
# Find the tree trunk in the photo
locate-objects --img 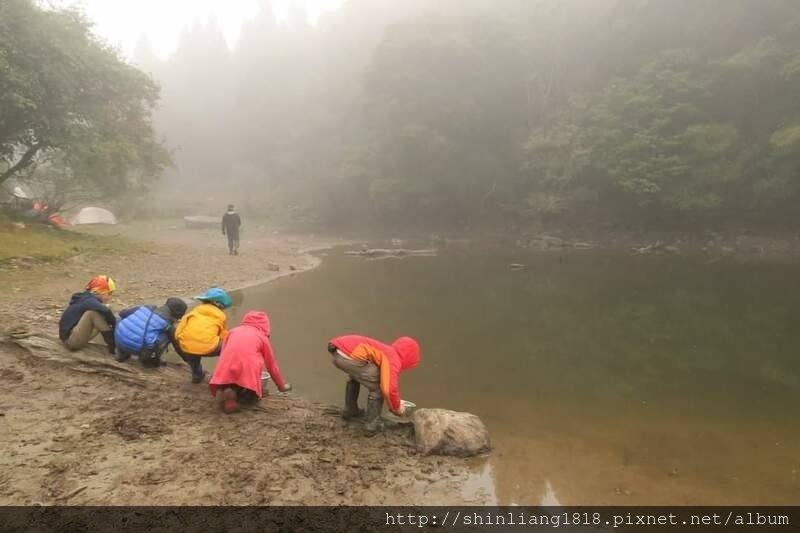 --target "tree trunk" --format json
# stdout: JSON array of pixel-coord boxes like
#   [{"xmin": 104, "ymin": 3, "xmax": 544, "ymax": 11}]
[{"xmin": 0, "ymin": 142, "xmax": 45, "ymax": 186}]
